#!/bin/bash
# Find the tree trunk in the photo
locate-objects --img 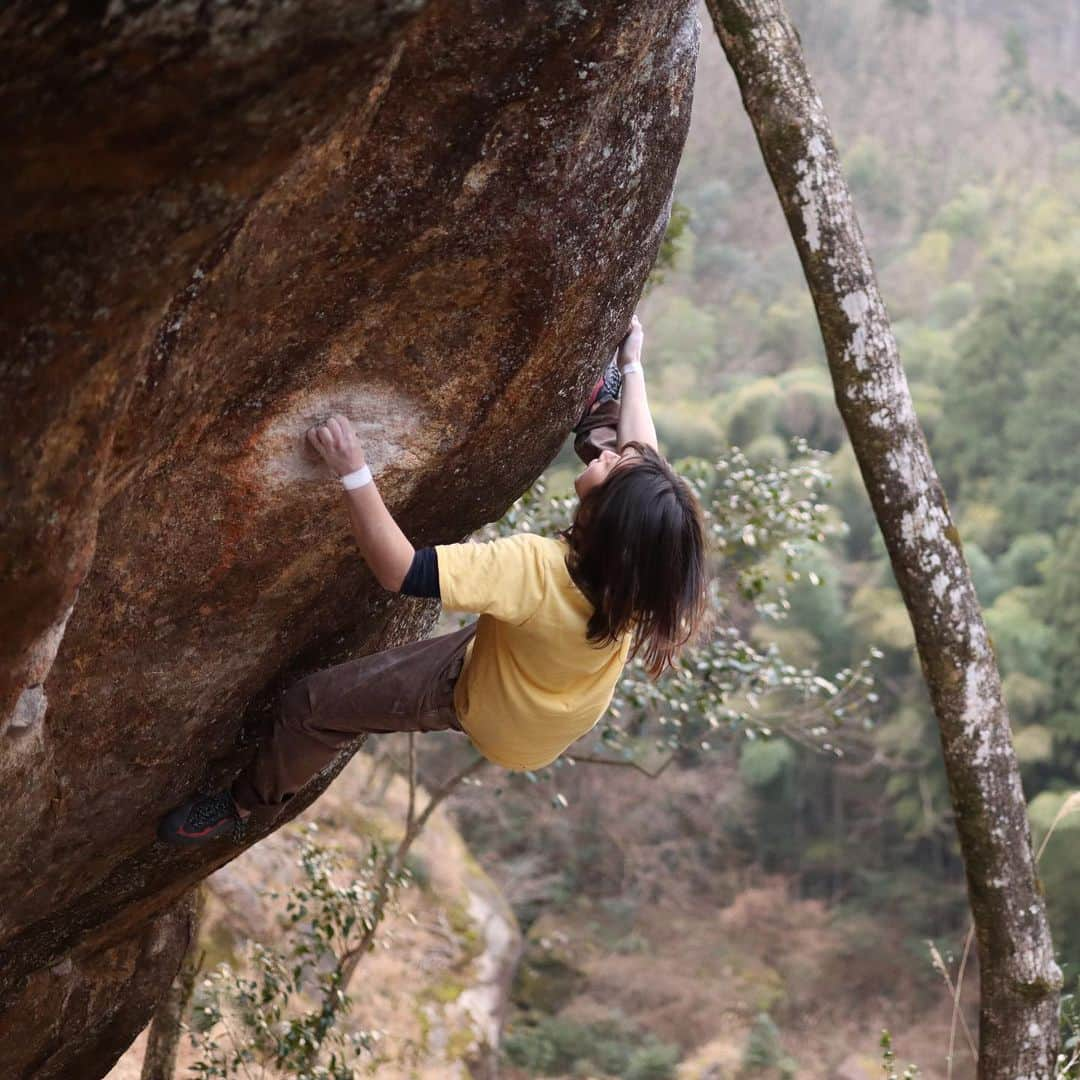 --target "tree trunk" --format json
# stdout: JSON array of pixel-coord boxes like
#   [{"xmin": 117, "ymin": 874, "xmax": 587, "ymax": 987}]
[
  {"xmin": 140, "ymin": 888, "xmax": 205, "ymax": 1080},
  {"xmin": 704, "ymin": 1, "xmax": 1063, "ymax": 1073}
]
